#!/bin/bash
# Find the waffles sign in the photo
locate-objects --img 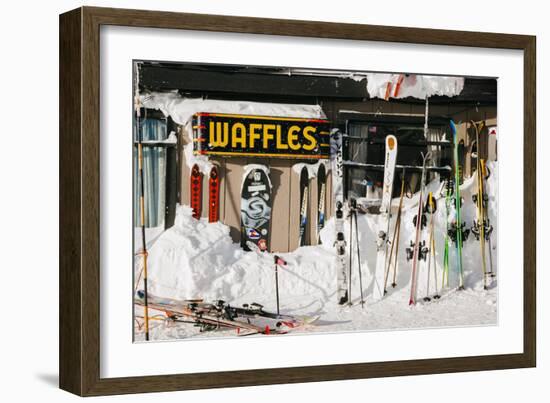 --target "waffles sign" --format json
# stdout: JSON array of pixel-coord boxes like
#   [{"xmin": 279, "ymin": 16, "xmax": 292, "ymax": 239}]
[{"xmin": 192, "ymin": 113, "xmax": 331, "ymax": 159}]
